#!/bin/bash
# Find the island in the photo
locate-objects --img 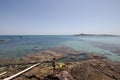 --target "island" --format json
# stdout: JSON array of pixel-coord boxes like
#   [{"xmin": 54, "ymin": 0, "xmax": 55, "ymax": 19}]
[{"xmin": 74, "ymin": 33, "xmax": 120, "ymax": 36}]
